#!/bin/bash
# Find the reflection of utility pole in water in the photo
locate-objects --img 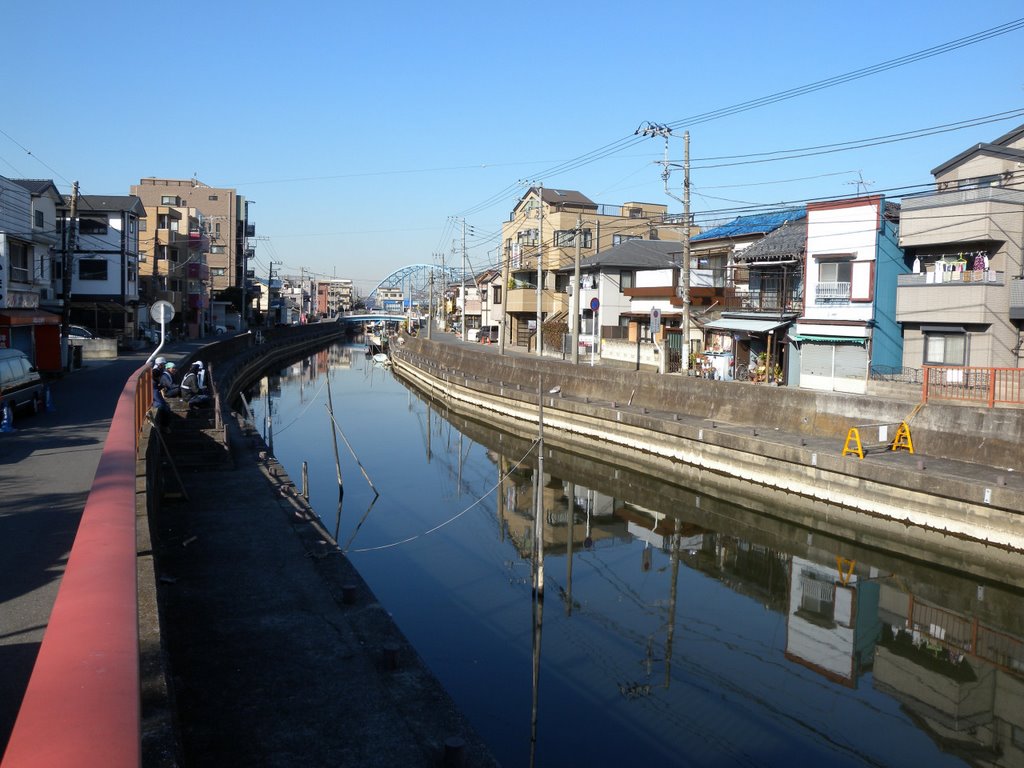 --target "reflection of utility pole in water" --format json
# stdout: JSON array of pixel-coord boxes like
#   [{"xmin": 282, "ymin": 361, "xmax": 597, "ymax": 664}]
[
  {"xmin": 664, "ymin": 516, "xmax": 681, "ymax": 688},
  {"xmin": 566, "ymin": 482, "xmax": 575, "ymax": 617},
  {"xmin": 529, "ymin": 376, "xmax": 546, "ymax": 768}
]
